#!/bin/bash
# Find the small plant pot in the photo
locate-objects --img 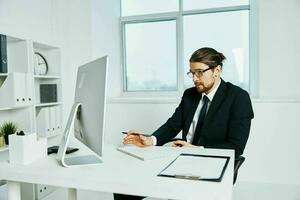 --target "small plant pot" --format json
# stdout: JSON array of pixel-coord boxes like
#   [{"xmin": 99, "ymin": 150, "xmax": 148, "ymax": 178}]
[{"xmin": 0, "ymin": 136, "xmax": 5, "ymax": 147}]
